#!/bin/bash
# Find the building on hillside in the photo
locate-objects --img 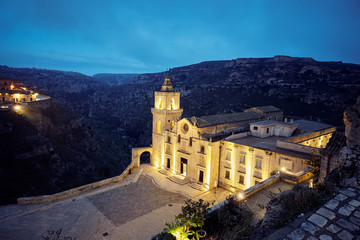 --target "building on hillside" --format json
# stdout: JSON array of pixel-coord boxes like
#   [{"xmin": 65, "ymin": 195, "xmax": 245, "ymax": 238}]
[
  {"xmin": 0, "ymin": 79, "xmax": 47, "ymax": 105},
  {"xmin": 132, "ymin": 73, "xmax": 336, "ymax": 192}
]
